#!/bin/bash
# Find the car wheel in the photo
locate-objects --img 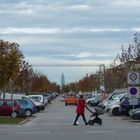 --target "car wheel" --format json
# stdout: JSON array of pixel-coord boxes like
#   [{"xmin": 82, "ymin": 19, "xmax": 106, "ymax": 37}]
[
  {"xmin": 87, "ymin": 101, "xmax": 91, "ymax": 104},
  {"xmin": 112, "ymin": 108, "xmax": 120, "ymax": 116},
  {"xmin": 25, "ymin": 109, "xmax": 32, "ymax": 117},
  {"xmin": 11, "ymin": 112, "xmax": 17, "ymax": 118}
]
